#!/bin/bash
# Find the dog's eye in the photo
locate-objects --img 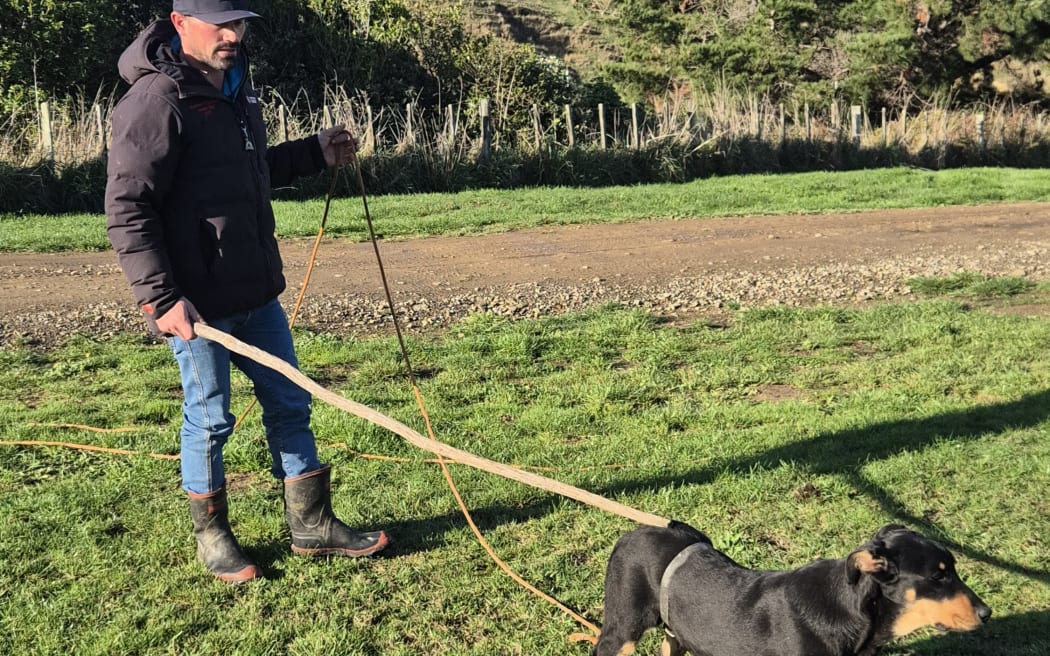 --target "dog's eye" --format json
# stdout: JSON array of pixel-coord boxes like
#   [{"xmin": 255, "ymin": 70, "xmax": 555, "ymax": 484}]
[{"xmin": 929, "ymin": 570, "xmax": 949, "ymax": 582}]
